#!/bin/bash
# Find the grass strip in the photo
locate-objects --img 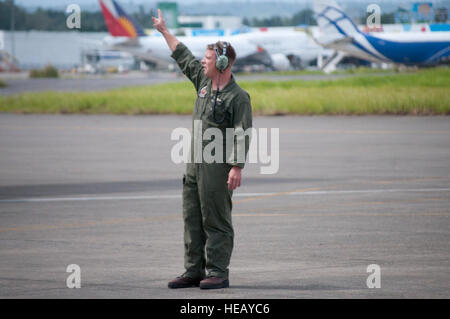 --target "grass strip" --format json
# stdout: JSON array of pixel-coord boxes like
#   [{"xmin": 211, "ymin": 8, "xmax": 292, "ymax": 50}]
[{"xmin": 0, "ymin": 67, "xmax": 449, "ymax": 115}]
